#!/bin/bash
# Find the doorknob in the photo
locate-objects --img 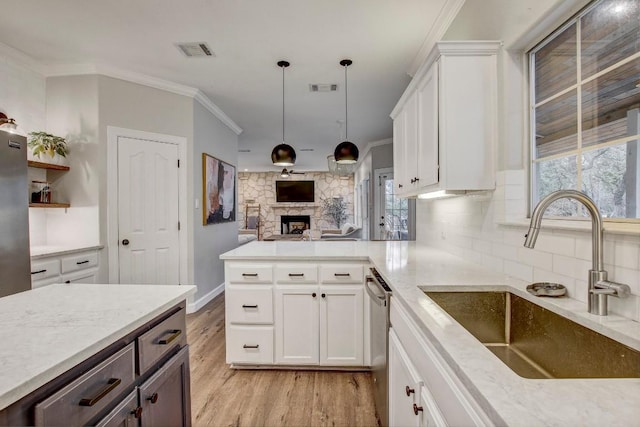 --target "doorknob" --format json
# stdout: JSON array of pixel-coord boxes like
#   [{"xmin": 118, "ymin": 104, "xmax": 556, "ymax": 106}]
[{"xmin": 122, "ymin": 239, "xmax": 130, "ymax": 246}]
